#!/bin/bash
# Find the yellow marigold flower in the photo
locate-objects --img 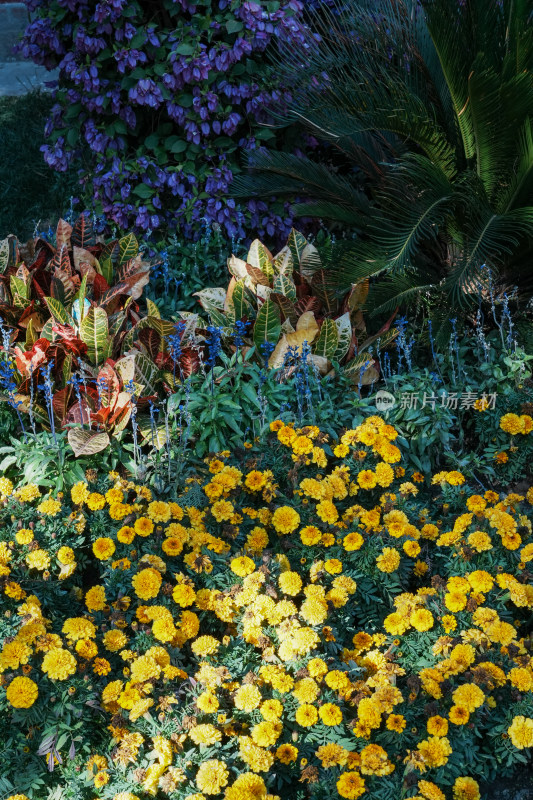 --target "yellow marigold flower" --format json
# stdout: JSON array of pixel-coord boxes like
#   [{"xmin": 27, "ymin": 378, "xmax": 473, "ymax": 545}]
[
  {"xmin": 26, "ymin": 549, "xmax": 51, "ymax": 571},
  {"xmin": 427, "ymin": 716, "xmax": 448, "ymax": 737},
  {"xmin": 87, "ymin": 492, "xmax": 106, "ymax": 511},
  {"xmin": 15, "ymin": 528, "xmax": 33, "ymax": 545},
  {"xmin": 324, "ymin": 558, "xmax": 342, "ymax": 575},
  {"xmin": 500, "ymin": 413, "xmax": 522, "ymax": 435},
  {"xmin": 196, "ymin": 691, "xmax": 219, "ymax": 713},
  {"xmin": 15, "ymin": 484, "xmax": 41, "ymax": 502},
  {"xmin": 276, "ymin": 743, "xmax": 298, "ymax": 764},
  {"xmin": 244, "ymin": 470, "xmax": 266, "ymax": 491},
  {"xmin": 189, "ymin": 722, "xmax": 222, "ymax": 744},
  {"xmin": 316, "ymin": 742, "xmax": 348, "ymax": 768},
  {"xmin": 75, "ymin": 638, "xmax": 98, "ymax": 660},
  {"xmin": 147, "ymin": 500, "xmax": 170, "ymax": 523},
  {"xmin": 251, "ymin": 720, "xmax": 282, "ymax": 747},
  {"xmin": 376, "ymin": 547, "xmax": 400, "ymax": 573},
  {"xmin": 92, "ymin": 537, "xmax": 116, "ymax": 560},
  {"xmin": 85, "ymin": 585, "xmax": 106, "ymax": 611},
  {"xmin": 449, "ymin": 705, "xmax": 470, "ymax": 725},
  {"xmin": 292, "ymin": 435, "xmax": 313, "ymax": 455},
  {"xmin": 467, "ymin": 530, "xmax": 492, "ymax": 552},
  {"xmin": 93, "ymin": 657, "xmax": 110, "ymax": 675},
  {"xmin": 70, "ymin": 482, "xmax": 89, "ymax": 506},
  {"xmin": 62, "ymin": 617, "xmax": 96, "ymax": 642},
  {"xmin": 336, "ymin": 771, "xmax": 366, "ymax": 799},
  {"xmin": 37, "ymin": 497, "xmax": 61, "ymax": 516},
  {"xmin": 410, "ymin": 608, "xmax": 434, "ymax": 632},
  {"xmin": 134, "ymin": 517, "xmax": 154, "ymax": 537},
  {"xmin": 245, "ymin": 526, "xmax": 269, "ymax": 553},
  {"xmin": 279, "ymin": 571, "xmax": 302, "ymax": 596},
  {"xmin": 6, "ymin": 676, "xmax": 38, "ymax": 708},
  {"xmin": 508, "ymin": 715, "xmax": 533, "ymax": 749},
  {"xmin": 103, "ymin": 629, "xmax": 128, "ymax": 652},
  {"xmin": 260, "ymin": 699, "xmax": 284, "ymax": 721},
  {"xmin": 300, "ymin": 525, "xmax": 322, "ymax": 545},
  {"xmin": 418, "ymin": 781, "xmax": 445, "ymax": 800},
  {"xmin": 417, "ymin": 736, "xmax": 452, "ymax": 768},
  {"xmin": 116, "ymin": 525, "xmax": 135, "ymax": 544},
  {"xmin": 211, "ymin": 499, "xmax": 234, "ymax": 522},
  {"xmin": 452, "ymin": 683, "xmax": 485, "ymax": 713},
  {"xmin": 453, "ymin": 777, "xmax": 480, "ymax": 800},
  {"xmin": 42, "ymin": 648, "xmax": 77, "ymax": 680},
  {"xmin": 386, "ymin": 714, "xmax": 406, "ymax": 733},
  {"xmin": 403, "ymin": 540, "xmax": 421, "ymax": 558},
  {"xmin": 172, "ymin": 583, "xmax": 196, "ymax": 607},
  {"xmin": 444, "ymin": 591, "xmax": 467, "ymax": 612},
  {"xmin": 509, "ymin": 668, "xmax": 533, "ymax": 692},
  {"xmin": 225, "ymin": 774, "xmax": 267, "ymax": 800},
  {"xmin": 230, "ymin": 556, "xmax": 256, "ymax": 577},
  {"xmin": 195, "ymin": 759, "xmax": 228, "ymax": 794},
  {"xmin": 57, "ymin": 546, "xmax": 75, "ymax": 565},
  {"xmin": 277, "ymin": 425, "xmax": 297, "ymax": 445},
  {"xmin": 319, "ymin": 702, "xmax": 343, "ymax": 726},
  {"xmin": 234, "ymin": 684, "xmax": 261, "ymax": 712},
  {"xmin": 295, "ymin": 703, "xmax": 318, "ymax": 727},
  {"xmin": 132, "ymin": 567, "xmax": 162, "ymax": 600},
  {"xmin": 191, "ymin": 636, "xmax": 219, "ymax": 657},
  {"xmin": 343, "ymin": 532, "xmax": 364, "ymax": 551},
  {"xmin": 272, "ymin": 505, "xmax": 300, "ymax": 534},
  {"xmin": 359, "ymin": 743, "xmax": 394, "ymax": 776},
  {"xmin": 357, "ymin": 470, "xmax": 377, "ymax": 490},
  {"xmin": 0, "ymin": 476, "xmax": 14, "ymax": 496}
]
